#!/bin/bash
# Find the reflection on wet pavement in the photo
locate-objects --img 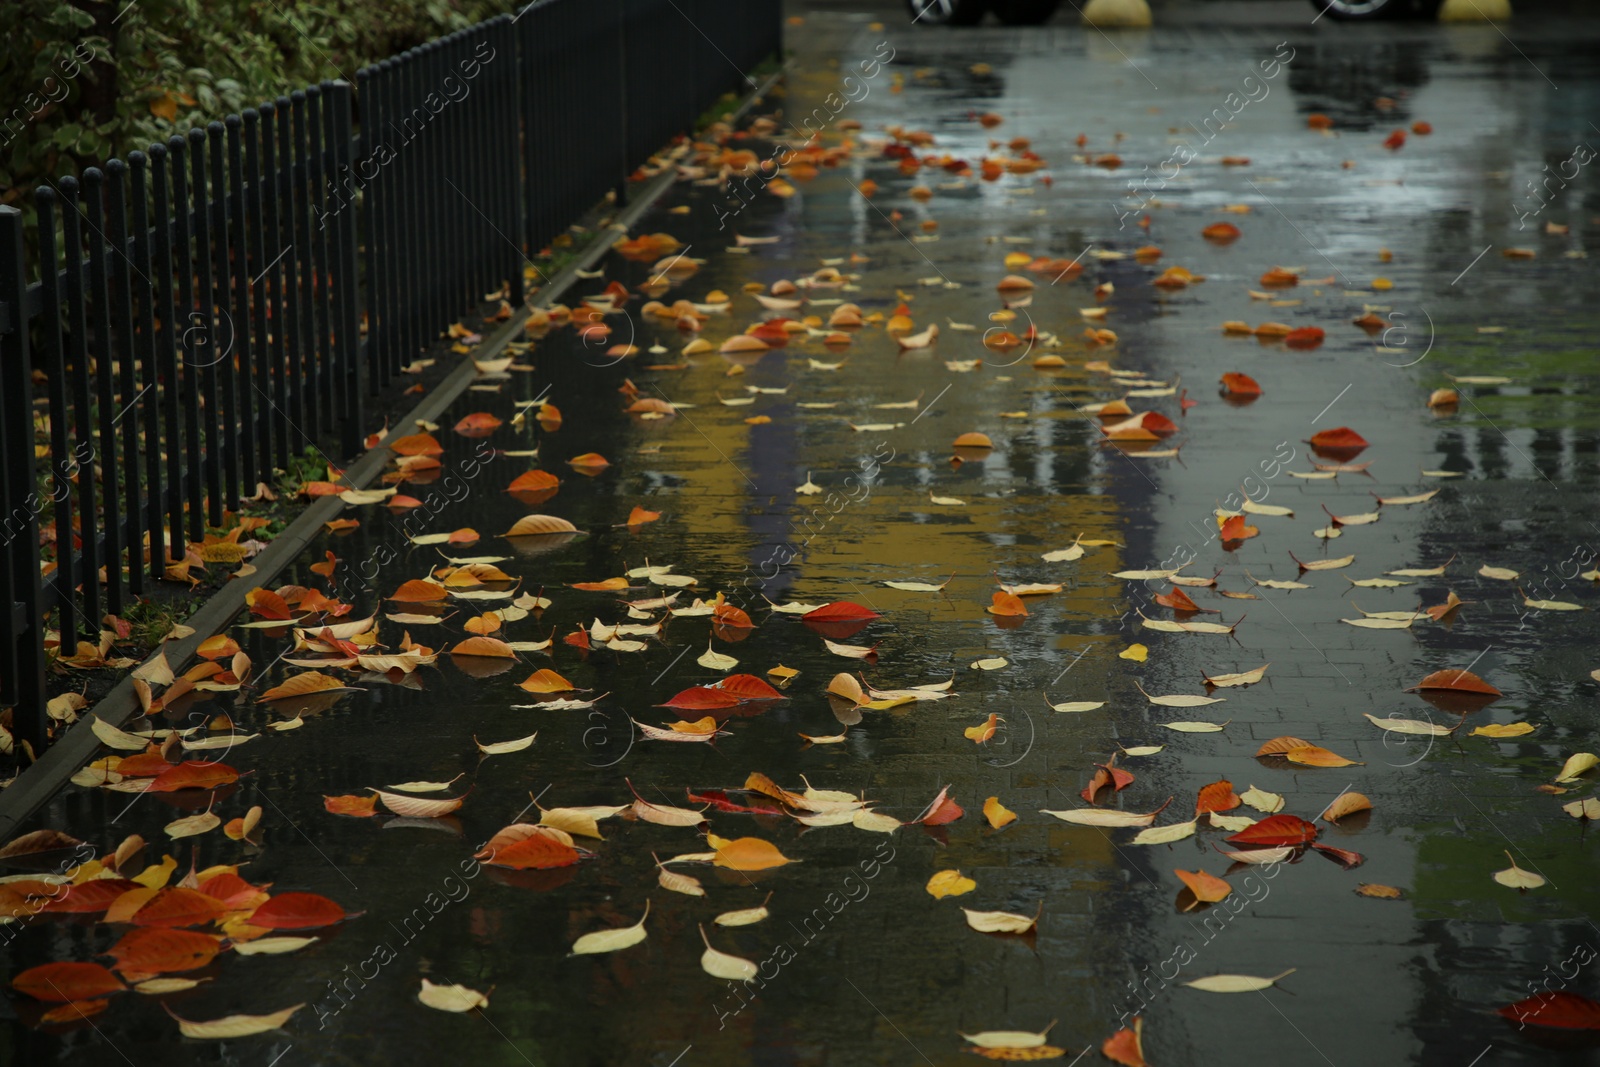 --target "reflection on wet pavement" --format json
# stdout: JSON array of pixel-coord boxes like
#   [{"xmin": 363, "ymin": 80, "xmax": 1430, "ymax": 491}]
[{"xmin": 9, "ymin": 6, "xmax": 1600, "ymax": 1065}]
